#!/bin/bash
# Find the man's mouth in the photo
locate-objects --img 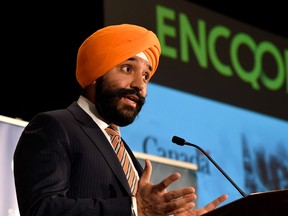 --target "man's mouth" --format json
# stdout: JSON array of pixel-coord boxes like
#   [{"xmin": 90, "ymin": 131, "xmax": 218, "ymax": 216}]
[
  {"xmin": 125, "ymin": 94, "xmax": 139, "ymax": 102},
  {"xmin": 122, "ymin": 94, "xmax": 139, "ymax": 108}
]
